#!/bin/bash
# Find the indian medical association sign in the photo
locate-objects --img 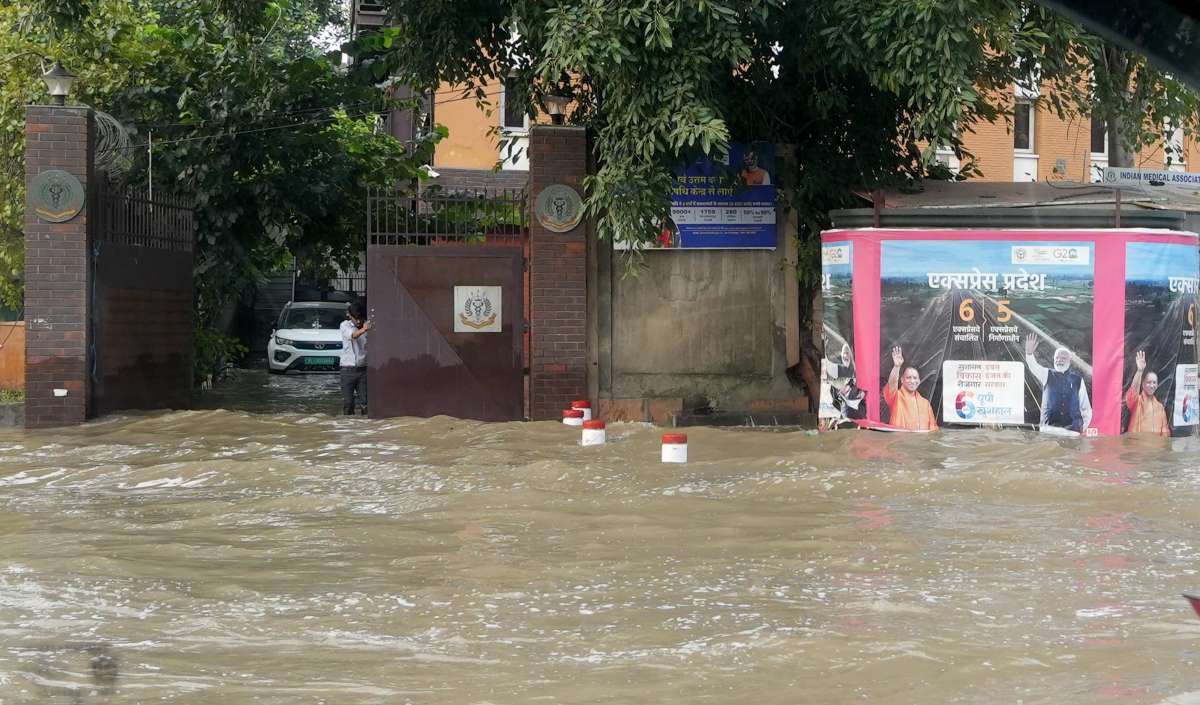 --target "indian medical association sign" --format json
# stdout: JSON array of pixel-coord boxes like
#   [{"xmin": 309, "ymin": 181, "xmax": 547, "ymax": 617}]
[
  {"xmin": 534, "ymin": 183, "xmax": 583, "ymax": 233},
  {"xmin": 29, "ymin": 169, "xmax": 85, "ymax": 223},
  {"xmin": 454, "ymin": 286, "xmax": 502, "ymax": 333}
]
